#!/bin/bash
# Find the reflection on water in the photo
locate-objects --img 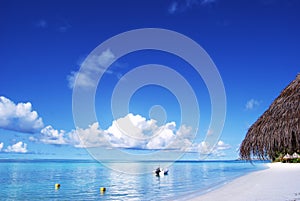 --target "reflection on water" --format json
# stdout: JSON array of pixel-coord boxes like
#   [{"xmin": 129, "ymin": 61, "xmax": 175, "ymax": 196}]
[
  {"xmin": 0, "ymin": 160, "xmax": 266, "ymax": 201},
  {"xmin": 88, "ymin": 147, "xmax": 182, "ymax": 174}
]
